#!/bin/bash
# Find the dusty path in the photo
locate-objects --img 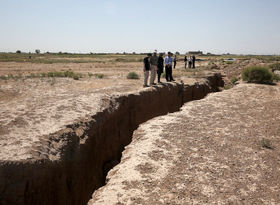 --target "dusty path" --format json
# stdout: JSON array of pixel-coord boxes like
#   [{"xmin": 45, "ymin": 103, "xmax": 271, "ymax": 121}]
[{"xmin": 90, "ymin": 83, "xmax": 280, "ymax": 205}]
